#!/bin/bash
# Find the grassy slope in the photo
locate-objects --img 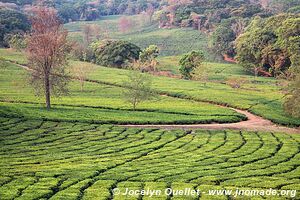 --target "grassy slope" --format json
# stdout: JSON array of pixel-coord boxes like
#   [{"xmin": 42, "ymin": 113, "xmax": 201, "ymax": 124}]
[
  {"xmin": 92, "ymin": 67, "xmax": 299, "ymax": 126},
  {"xmin": 0, "ymin": 48, "xmax": 299, "ymax": 126},
  {"xmin": 0, "ymin": 57, "xmax": 244, "ymax": 124},
  {"xmin": 0, "ymin": 119, "xmax": 300, "ymax": 199},
  {"xmin": 158, "ymin": 56, "xmax": 249, "ymax": 78},
  {"xmin": 64, "ymin": 15, "xmax": 218, "ymax": 60}
]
